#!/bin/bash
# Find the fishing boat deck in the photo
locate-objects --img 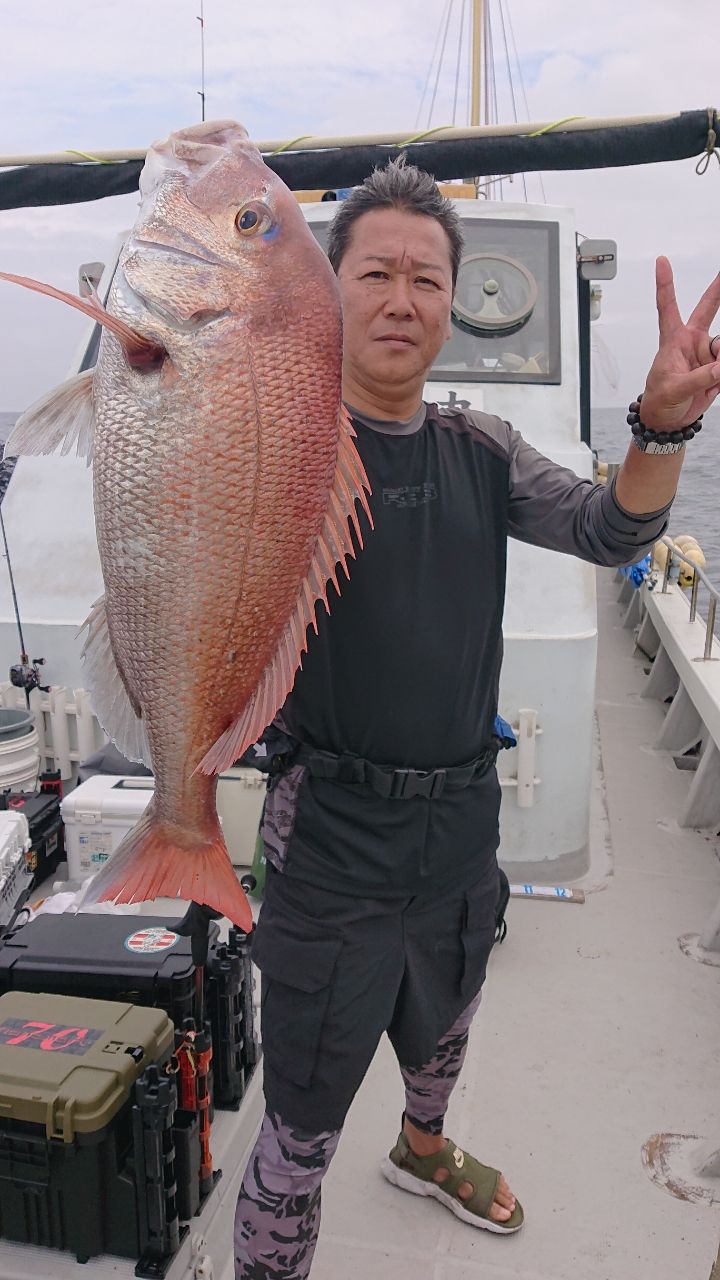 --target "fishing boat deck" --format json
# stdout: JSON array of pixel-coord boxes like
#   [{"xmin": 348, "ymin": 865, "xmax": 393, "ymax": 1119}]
[
  {"xmin": 0, "ymin": 569, "xmax": 717, "ymax": 1280},
  {"xmin": 310, "ymin": 567, "xmax": 720, "ymax": 1280}
]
